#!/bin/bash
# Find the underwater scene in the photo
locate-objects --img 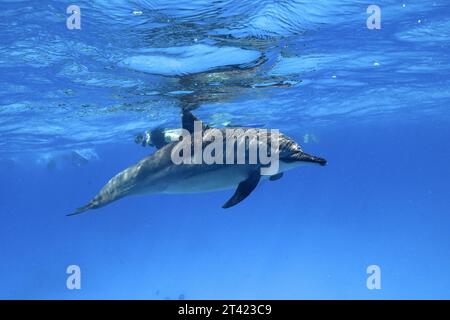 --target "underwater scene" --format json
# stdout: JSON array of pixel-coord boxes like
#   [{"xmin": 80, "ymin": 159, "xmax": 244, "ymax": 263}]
[{"xmin": 1, "ymin": 0, "xmax": 450, "ymax": 299}]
